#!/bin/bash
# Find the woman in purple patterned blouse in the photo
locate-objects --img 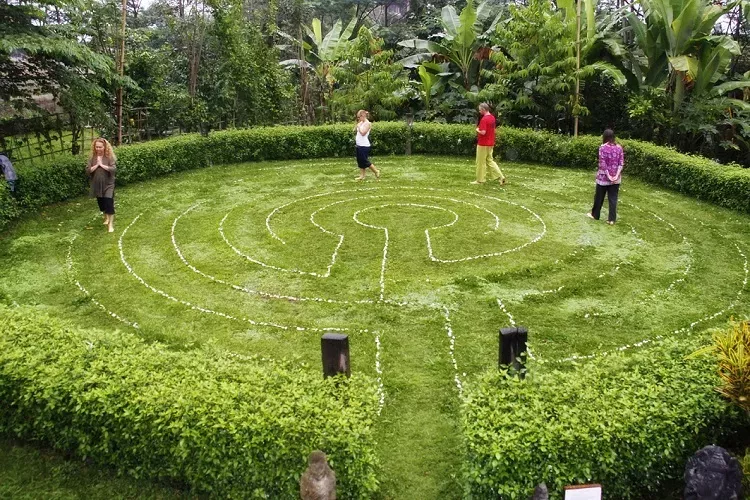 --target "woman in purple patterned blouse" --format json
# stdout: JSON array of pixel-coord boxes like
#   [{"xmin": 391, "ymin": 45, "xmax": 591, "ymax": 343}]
[{"xmin": 587, "ymin": 129, "xmax": 623, "ymax": 225}]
